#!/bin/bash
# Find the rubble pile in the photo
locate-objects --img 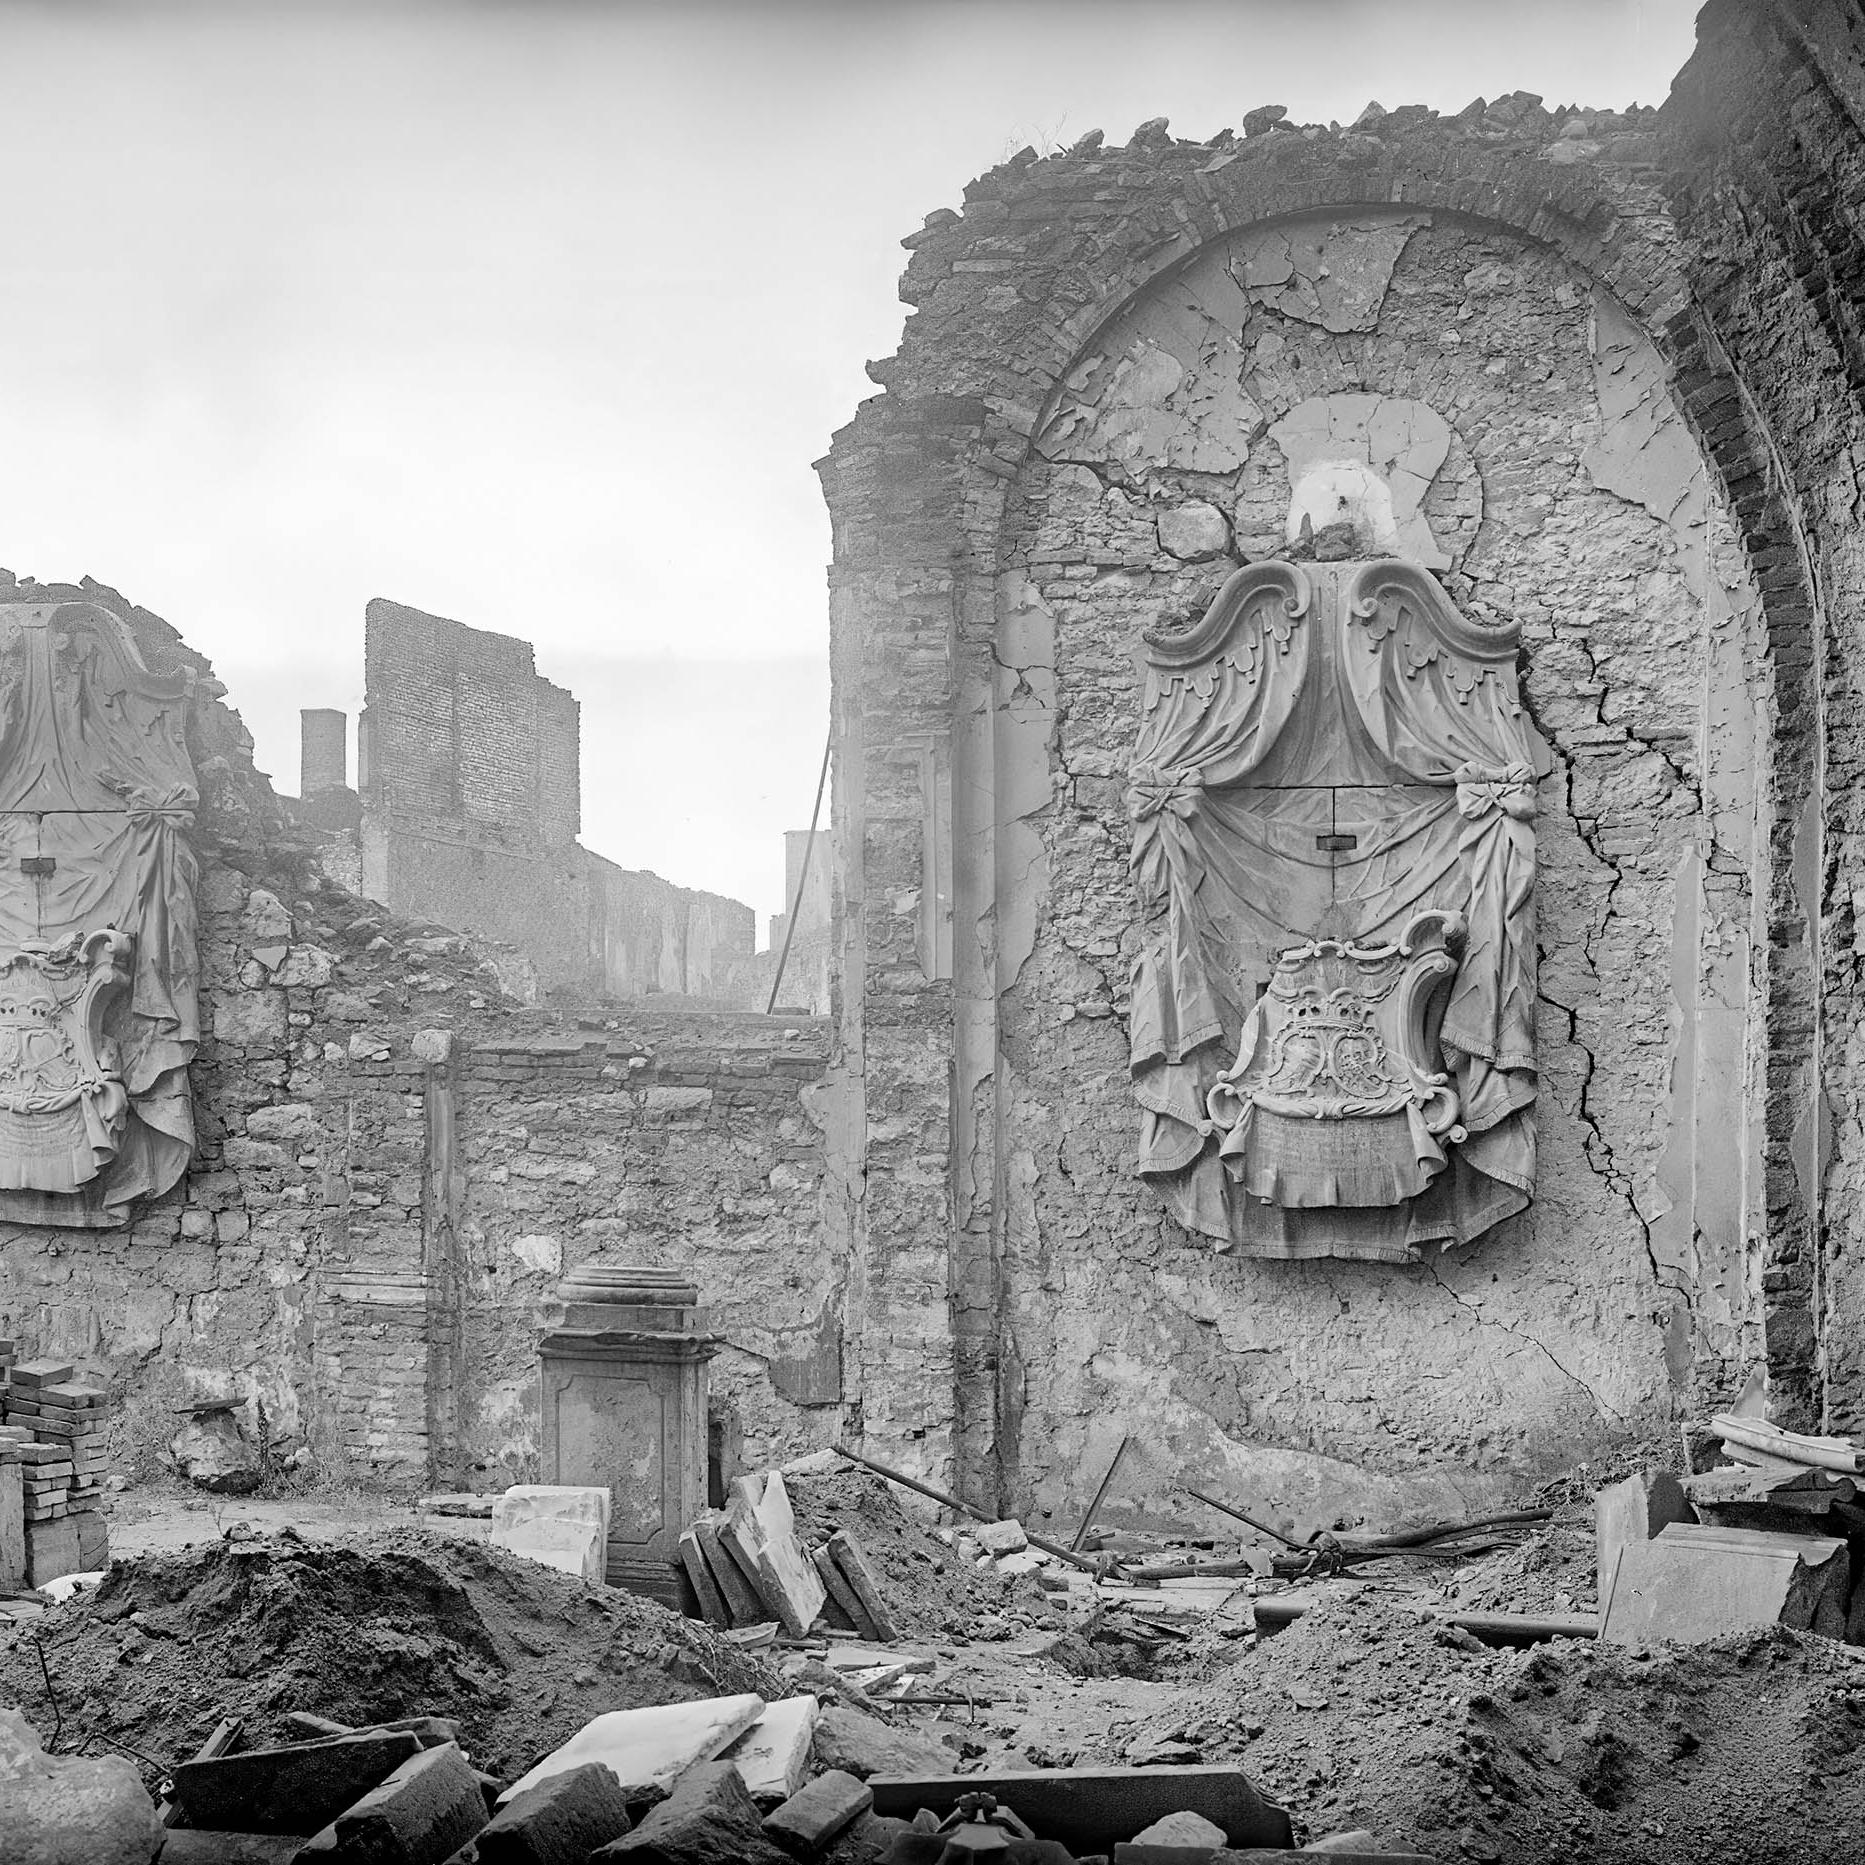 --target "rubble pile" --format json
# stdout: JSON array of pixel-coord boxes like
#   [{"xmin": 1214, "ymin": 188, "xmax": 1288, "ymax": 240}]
[
  {"xmin": 783, "ymin": 1466, "xmax": 1042, "ymax": 1639},
  {"xmin": 0, "ymin": 1527, "xmax": 781, "ymax": 1782},
  {"xmin": 1127, "ymin": 1587, "xmax": 1865, "ymax": 1864}
]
